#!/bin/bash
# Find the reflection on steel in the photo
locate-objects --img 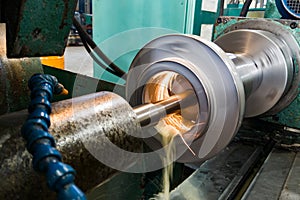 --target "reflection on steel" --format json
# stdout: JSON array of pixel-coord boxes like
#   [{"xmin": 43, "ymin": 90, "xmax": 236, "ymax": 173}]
[
  {"xmin": 134, "ymin": 90, "xmax": 196, "ymax": 127},
  {"xmin": 215, "ymin": 29, "xmax": 293, "ymax": 117},
  {"xmin": 216, "ymin": 18, "xmax": 300, "ymax": 116},
  {"xmin": 242, "ymin": 150, "xmax": 300, "ymax": 199}
]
